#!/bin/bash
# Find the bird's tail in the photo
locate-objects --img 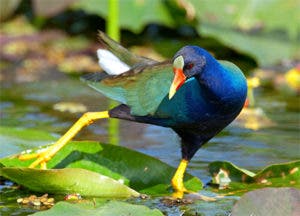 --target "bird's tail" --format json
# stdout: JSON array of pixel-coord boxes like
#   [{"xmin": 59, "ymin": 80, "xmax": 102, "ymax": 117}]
[{"xmin": 97, "ymin": 31, "xmax": 154, "ymax": 68}]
